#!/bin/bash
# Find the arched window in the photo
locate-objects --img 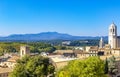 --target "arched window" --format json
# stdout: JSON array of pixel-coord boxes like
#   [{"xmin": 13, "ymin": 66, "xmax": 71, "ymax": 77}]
[
  {"xmin": 22, "ymin": 50, "xmax": 24, "ymax": 55},
  {"xmin": 113, "ymin": 28, "xmax": 114, "ymax": 33}
]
